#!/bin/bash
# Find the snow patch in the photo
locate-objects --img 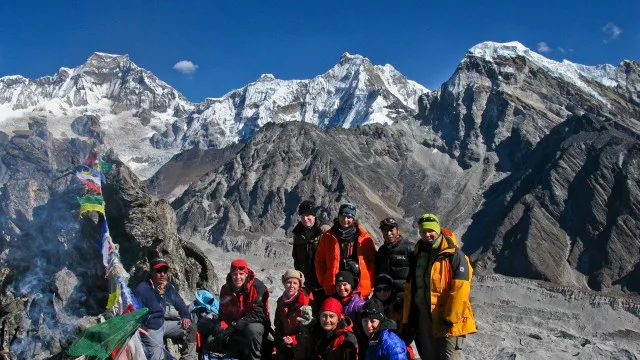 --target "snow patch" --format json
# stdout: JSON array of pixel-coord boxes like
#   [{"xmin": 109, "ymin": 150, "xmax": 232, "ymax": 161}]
[{"xmin": 468, "ymin": 41, "xmax": 618, "ymax": 104}]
